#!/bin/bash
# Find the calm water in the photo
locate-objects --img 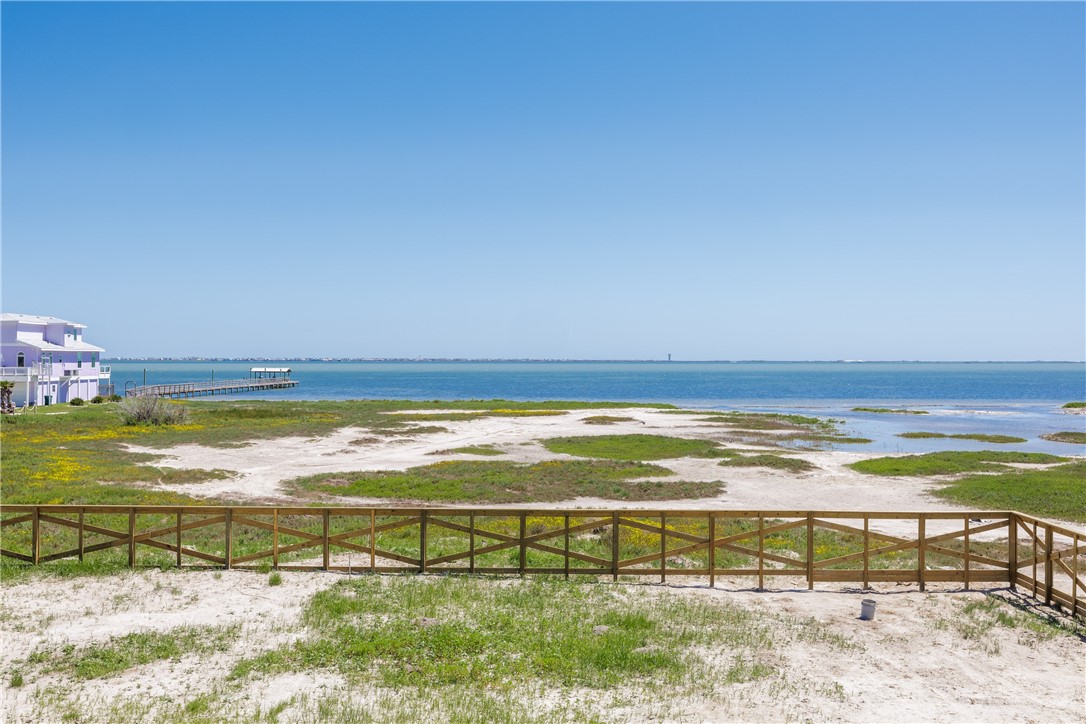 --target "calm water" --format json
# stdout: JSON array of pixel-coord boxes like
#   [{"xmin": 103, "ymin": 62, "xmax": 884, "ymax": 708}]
[{"xmin": 106, "ymin": 361, "xmax": 1086, "ymax": 454}]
